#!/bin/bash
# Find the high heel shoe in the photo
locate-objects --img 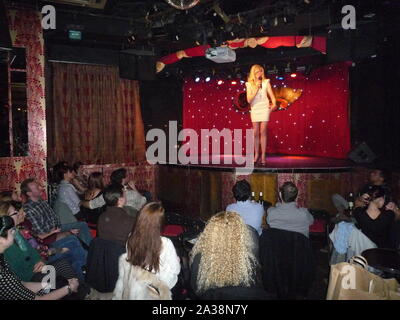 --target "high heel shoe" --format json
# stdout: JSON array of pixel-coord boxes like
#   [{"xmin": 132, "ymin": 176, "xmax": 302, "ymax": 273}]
[
  {"xmin": 260, "ymin": 157, "xmax": 267, "ymax": 165},
  {"xmin": 253, "ymin": 155, "xmax": 260, "ymax": 163}
]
